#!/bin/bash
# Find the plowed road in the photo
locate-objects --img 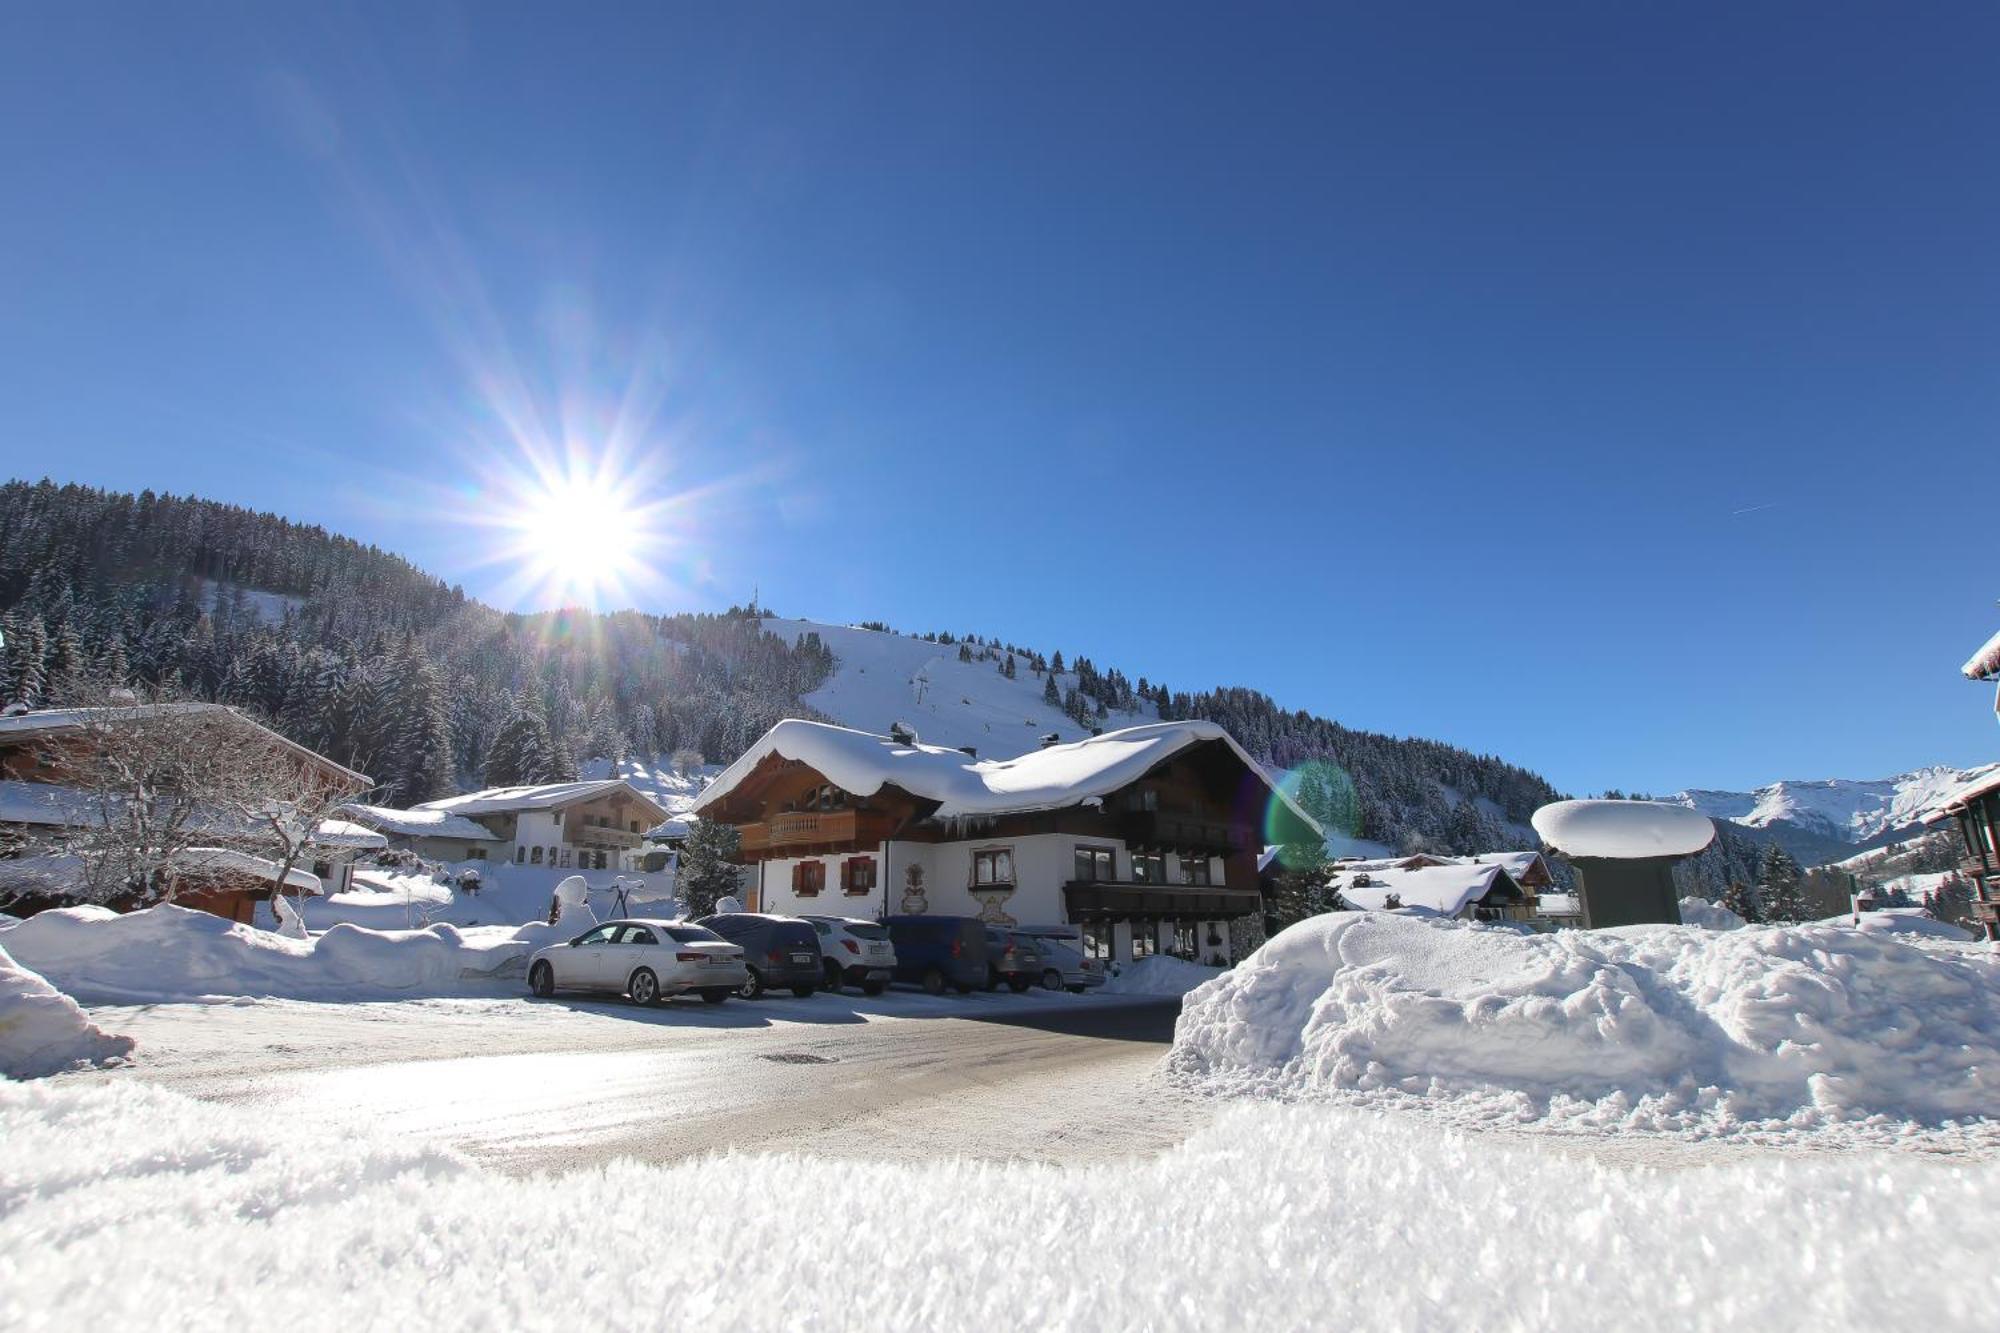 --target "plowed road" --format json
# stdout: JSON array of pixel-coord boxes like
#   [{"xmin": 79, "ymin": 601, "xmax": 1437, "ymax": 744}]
[{"xmin": 70, "ymin": 991, "xmax": 1209, "ymax": 1174}]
